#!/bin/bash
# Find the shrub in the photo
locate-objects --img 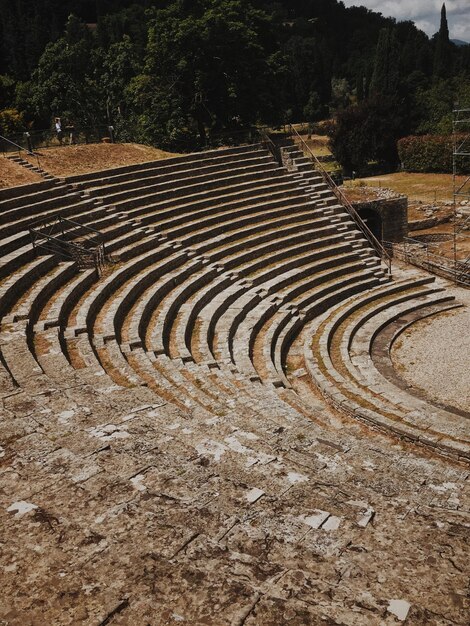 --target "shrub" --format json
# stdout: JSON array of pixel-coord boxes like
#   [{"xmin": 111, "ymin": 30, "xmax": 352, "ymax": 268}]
[
  {"xmin": 397, "ymin": 134, "xmax": 470, "ymax": 173},
  {"xmin": 0, "ymin": 108, "xmax": 26, "ymax": 135}
]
